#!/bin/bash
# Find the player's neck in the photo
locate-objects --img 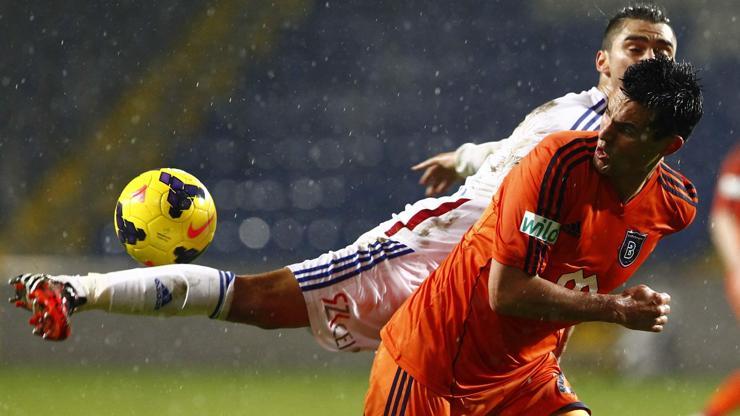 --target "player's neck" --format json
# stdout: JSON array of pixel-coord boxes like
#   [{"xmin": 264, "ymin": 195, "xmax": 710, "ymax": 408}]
[
  {"xmin": 610, "ymin": 161, "xmax": 661, "ymax": 203},
  {"xmin": 596, "ymin": 82, "xmax": 615, "ymax": 101}
]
